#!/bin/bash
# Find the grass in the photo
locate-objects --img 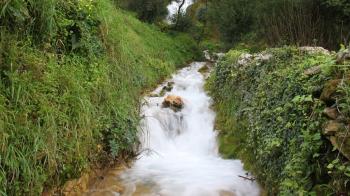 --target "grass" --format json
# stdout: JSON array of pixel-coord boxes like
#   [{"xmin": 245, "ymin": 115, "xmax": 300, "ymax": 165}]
[{"xmin": 0, "ymin": 0, "xmax": 199, "ymax": 194}]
